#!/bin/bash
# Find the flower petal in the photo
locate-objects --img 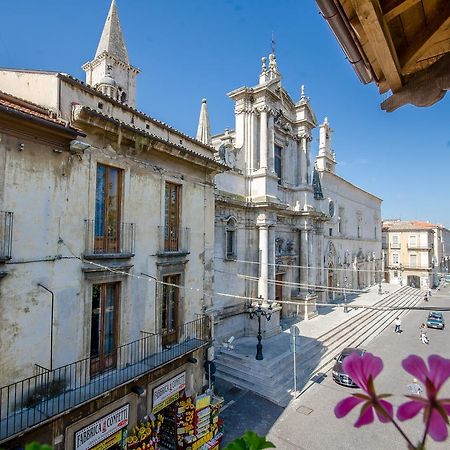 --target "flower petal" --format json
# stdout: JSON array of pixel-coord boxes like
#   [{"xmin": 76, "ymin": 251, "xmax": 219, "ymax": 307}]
[
  {"xmin": 428, "ymin": 355, "xmax": 450, "ymax": 391},
  {"xmin": 334, "ymin": 396, "xmax": 365, "ymax": 418},
  {"xmin": 342, "ymin": 353, "xmax": 367, "ymax": 390},
  {"xmin": 397, "ymin": 400, "xmax": 425, "ymax": 421},
  {"xmin": 342, "ymin": 352, "xmax": 383, "ymax": 391},
  {"xmin": 402, "ymin": 355, "xmax": 429, "ymax": 384},
  {"xmin": 427, "ymin": 408, "xmax": 449, "ymax": 442},
  {"xmin": 354, "ymin": 404, "xmax": 374, "ymax": 428},
  {"xmin": 361, "ymin": 353, "xmax": 384, "ymax": 381},
  {"xmin": 375, "ymin": 399, "xmax": 394, "ymax": 423}
]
